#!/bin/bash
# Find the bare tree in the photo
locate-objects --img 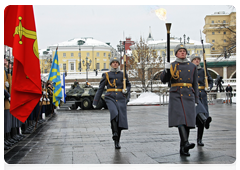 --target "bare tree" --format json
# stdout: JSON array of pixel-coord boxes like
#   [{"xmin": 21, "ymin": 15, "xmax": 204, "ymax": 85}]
[
  {"xmin": 128, "ymin": 37, "xmax": 162, "ymax": 92},
  {"xmin": 214, "ymin": 12, "xmax": 236, "ymax": 58}
]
